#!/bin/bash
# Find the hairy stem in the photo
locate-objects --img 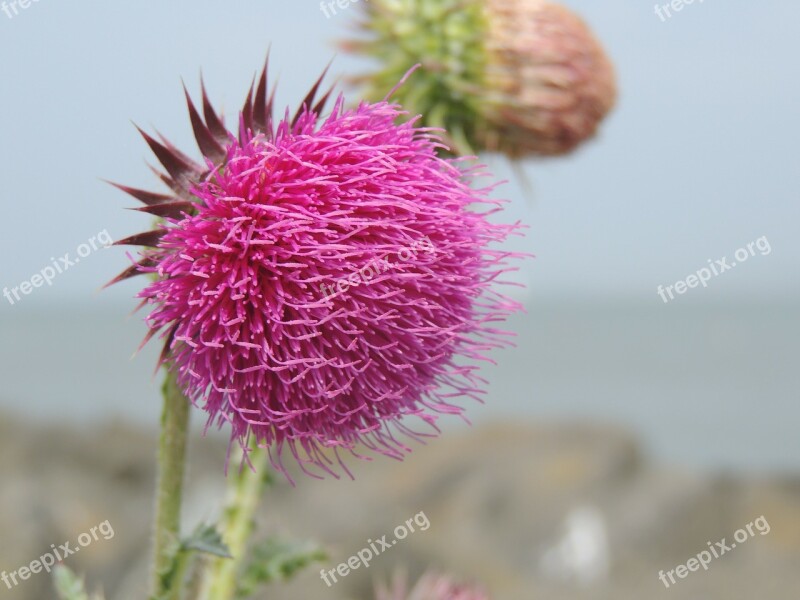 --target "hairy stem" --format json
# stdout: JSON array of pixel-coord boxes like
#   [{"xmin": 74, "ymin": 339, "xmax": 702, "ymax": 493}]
[
  {"xmin": 202, "ymin": 441, "xmax": 269, "ymax": 600},
  {"xmin": 152, "ymin": 370, "xmax": 191, "ymax": 598}
]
